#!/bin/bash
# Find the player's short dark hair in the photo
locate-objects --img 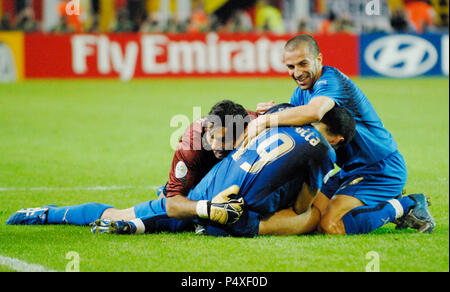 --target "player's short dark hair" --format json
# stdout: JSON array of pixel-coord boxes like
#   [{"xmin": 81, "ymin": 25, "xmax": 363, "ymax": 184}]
[
  {"xmin": 284, "ymin": 34, "xmax": 320, "ymax": 57},
  {"xmin": 206, "ymin": 100, "xmax": 250, "ymax": 142},
  {"xmin": 320, "ymin": 106, "xmax": 356, "ymax": 147}
]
